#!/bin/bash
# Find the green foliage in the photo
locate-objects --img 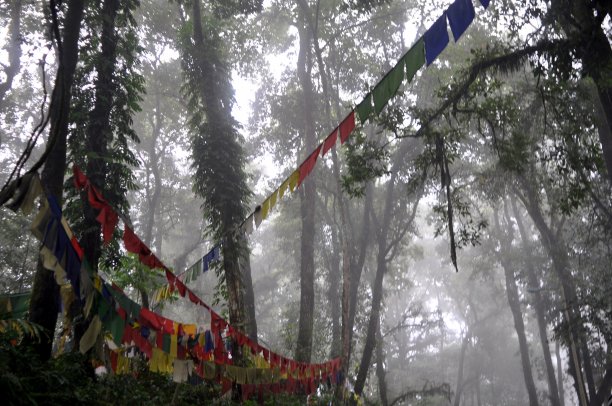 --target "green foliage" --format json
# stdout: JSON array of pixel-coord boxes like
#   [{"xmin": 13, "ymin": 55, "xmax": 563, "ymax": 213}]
[
  {"xmin": 179, "ymin": 11, "xmax": 252, "ymax": 241},
  {"xmin": 342, "ymin": 130, "xmax": 390, "ymax": 198}
]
